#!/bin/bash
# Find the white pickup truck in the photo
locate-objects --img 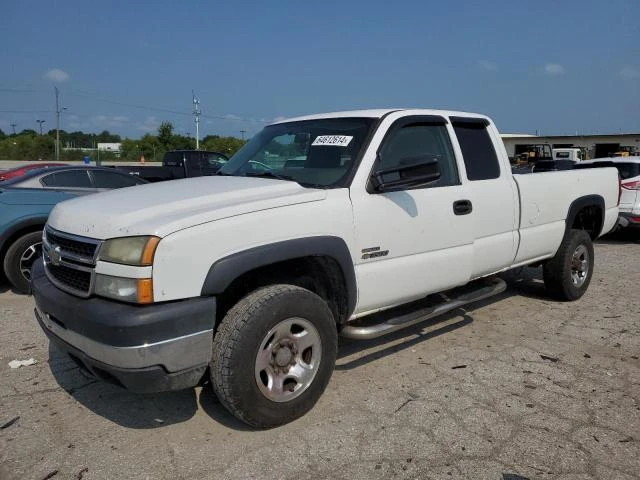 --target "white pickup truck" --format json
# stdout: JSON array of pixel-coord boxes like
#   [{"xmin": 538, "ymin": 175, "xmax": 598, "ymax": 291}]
[{"xmin": 32, "ymin": 109, "xmax": 619, "ymax": 428}]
